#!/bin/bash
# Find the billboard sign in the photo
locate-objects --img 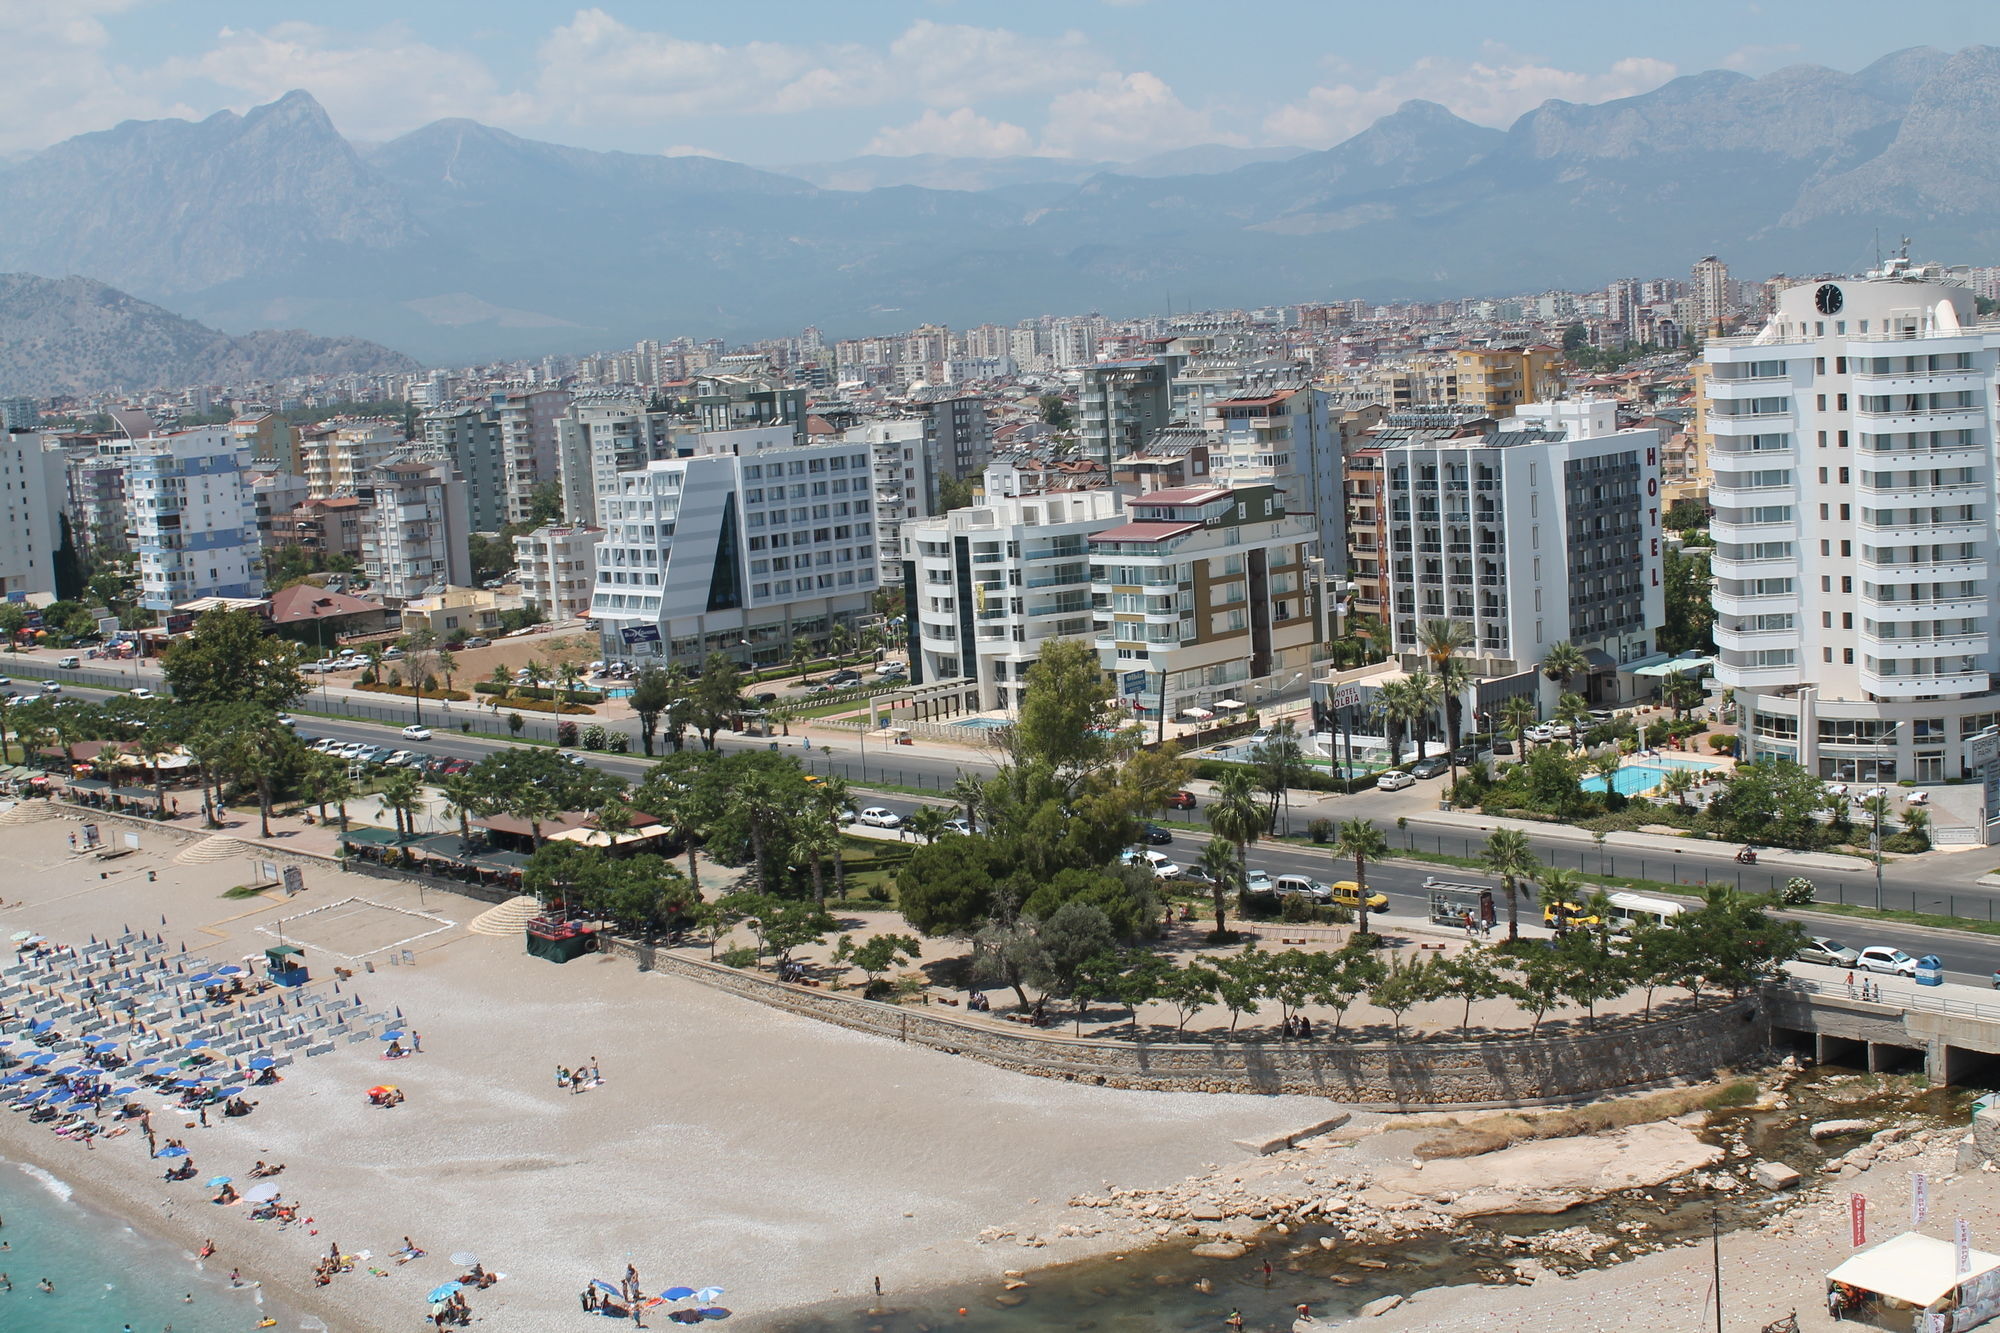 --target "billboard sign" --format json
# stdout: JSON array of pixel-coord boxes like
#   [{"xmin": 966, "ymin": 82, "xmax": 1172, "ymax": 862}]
[{"xmin": 619, "ymin": 624, "xmax": 662, "ymax": 645}]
